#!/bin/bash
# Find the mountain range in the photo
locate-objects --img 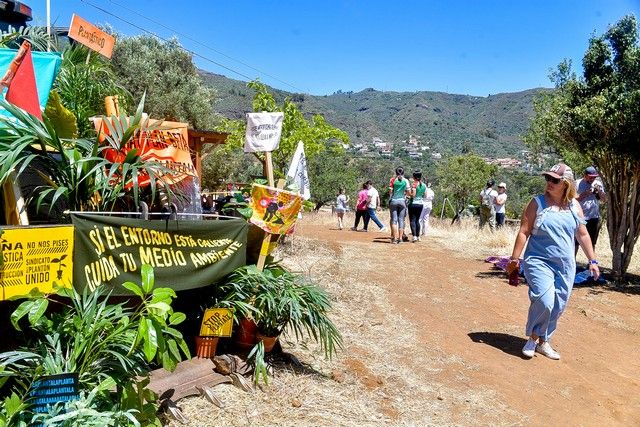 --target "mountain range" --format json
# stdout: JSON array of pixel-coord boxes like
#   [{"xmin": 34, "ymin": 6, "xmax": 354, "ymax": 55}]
[{"xmin": 199, "ymin": 71, "xmax": 547, "ymax": 159}]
